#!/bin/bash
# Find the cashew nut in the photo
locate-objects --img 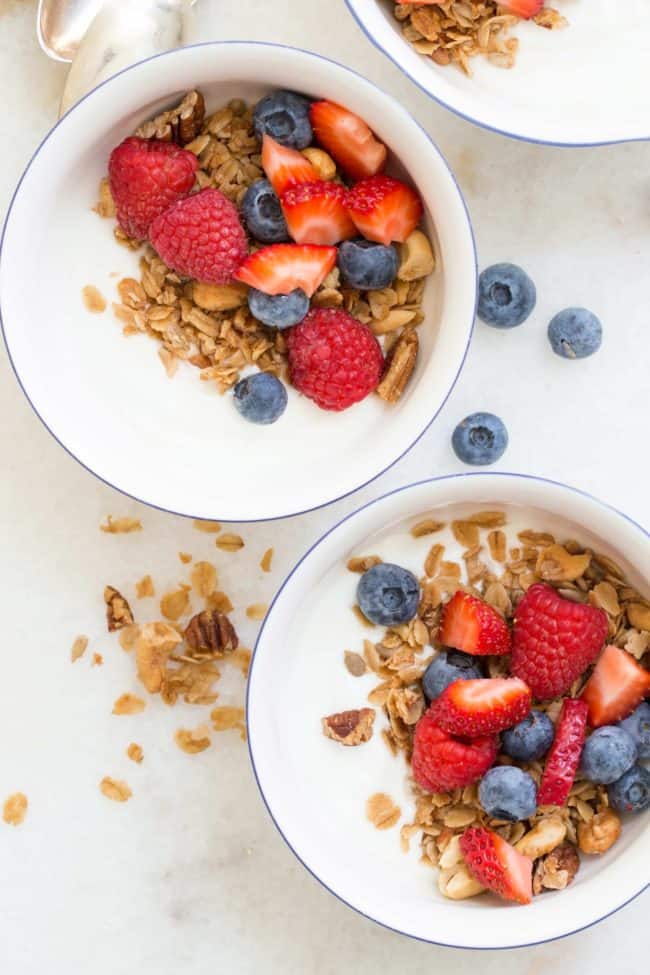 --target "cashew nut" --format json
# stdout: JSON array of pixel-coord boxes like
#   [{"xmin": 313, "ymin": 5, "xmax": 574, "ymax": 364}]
[
  {"xmin": 439, "ymin": 833, "xmax": 463, "ymax": 869},
  {"xmin": 192, "ymin": 281, "xmax": 248, "ymax": 312},
  {"xmin": 398, "ymin": 230, "xmax": 435, "ymax": 281},
  {"xmin": 301, "ymin": 147, "xmax": 337, "ymax": 181},
  {"xmin": 577, "ymin": 808, "xmax": 622, "ymax": 855},
  {"xmin": 438, "ymin": 864, "xmax": 486, "ymax": 900},
  {"xmin": 515, "ymin": 816, "xmax": 567, "ymax": 860},
  {"xmin": 371, "ymin": 308, "xmax": 417, "ymax": 335}
]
